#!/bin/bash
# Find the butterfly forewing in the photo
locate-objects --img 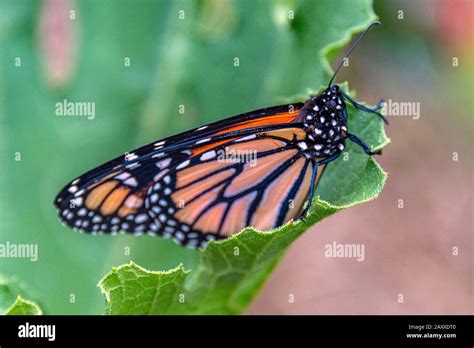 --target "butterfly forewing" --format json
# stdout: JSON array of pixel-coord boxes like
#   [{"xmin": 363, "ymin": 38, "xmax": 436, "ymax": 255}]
[{"xmin": 54, "ymin": 103, "xmax": 323, "ymax": 248}]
